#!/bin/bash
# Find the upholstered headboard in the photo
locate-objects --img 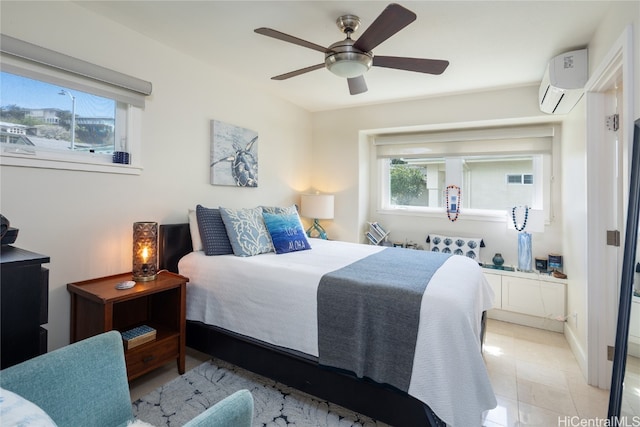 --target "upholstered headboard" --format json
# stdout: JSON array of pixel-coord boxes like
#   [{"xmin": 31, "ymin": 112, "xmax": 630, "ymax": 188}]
[{"xmin": 159, "ymin": 223, "xmax": 192, "ymax": 274}]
